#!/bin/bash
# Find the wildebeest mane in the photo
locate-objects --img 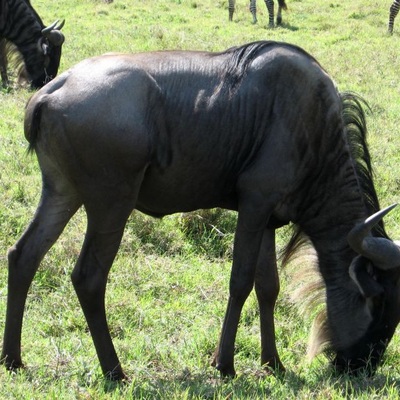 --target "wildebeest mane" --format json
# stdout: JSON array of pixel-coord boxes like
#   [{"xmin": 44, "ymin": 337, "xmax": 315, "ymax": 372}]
[
  {"xmin": 220, "ymin": 40, "xmax": 321, "ymax": 94},
  {"xmin": 341, "ymin": 92, "xmax": 387, "ymax": 238},
  {"xmin": 221, "ymin": 41, "xmax": 266, "ymax": 90},
  {"xmin": 281, "ymin": 92, "xmax": 387, "ymax": 358},
  {"xmin": 282, "ymin": 92, "xmax": 385, "ymax": 265},
  {"xmin": 3, "ymin": 40, "xmax": 27, "ymax": 84}
]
